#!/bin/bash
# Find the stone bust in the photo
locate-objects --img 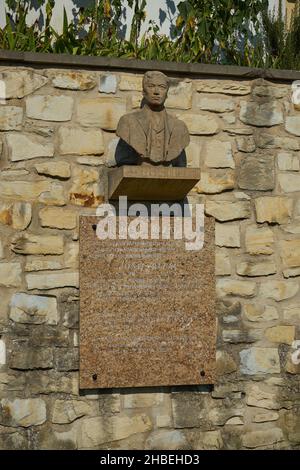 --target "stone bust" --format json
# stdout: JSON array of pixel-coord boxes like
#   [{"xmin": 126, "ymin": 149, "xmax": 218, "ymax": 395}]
[{"xmin": 115, "ymin": 71, "xmax": 190, "ymax": 167}]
